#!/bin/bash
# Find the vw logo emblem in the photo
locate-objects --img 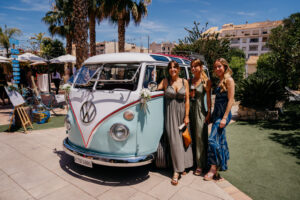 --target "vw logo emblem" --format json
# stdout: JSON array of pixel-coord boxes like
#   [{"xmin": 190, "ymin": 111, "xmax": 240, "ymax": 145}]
[{"xmin": 80, "ymin": 101, "xmax": 96, "ymax": 123}]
